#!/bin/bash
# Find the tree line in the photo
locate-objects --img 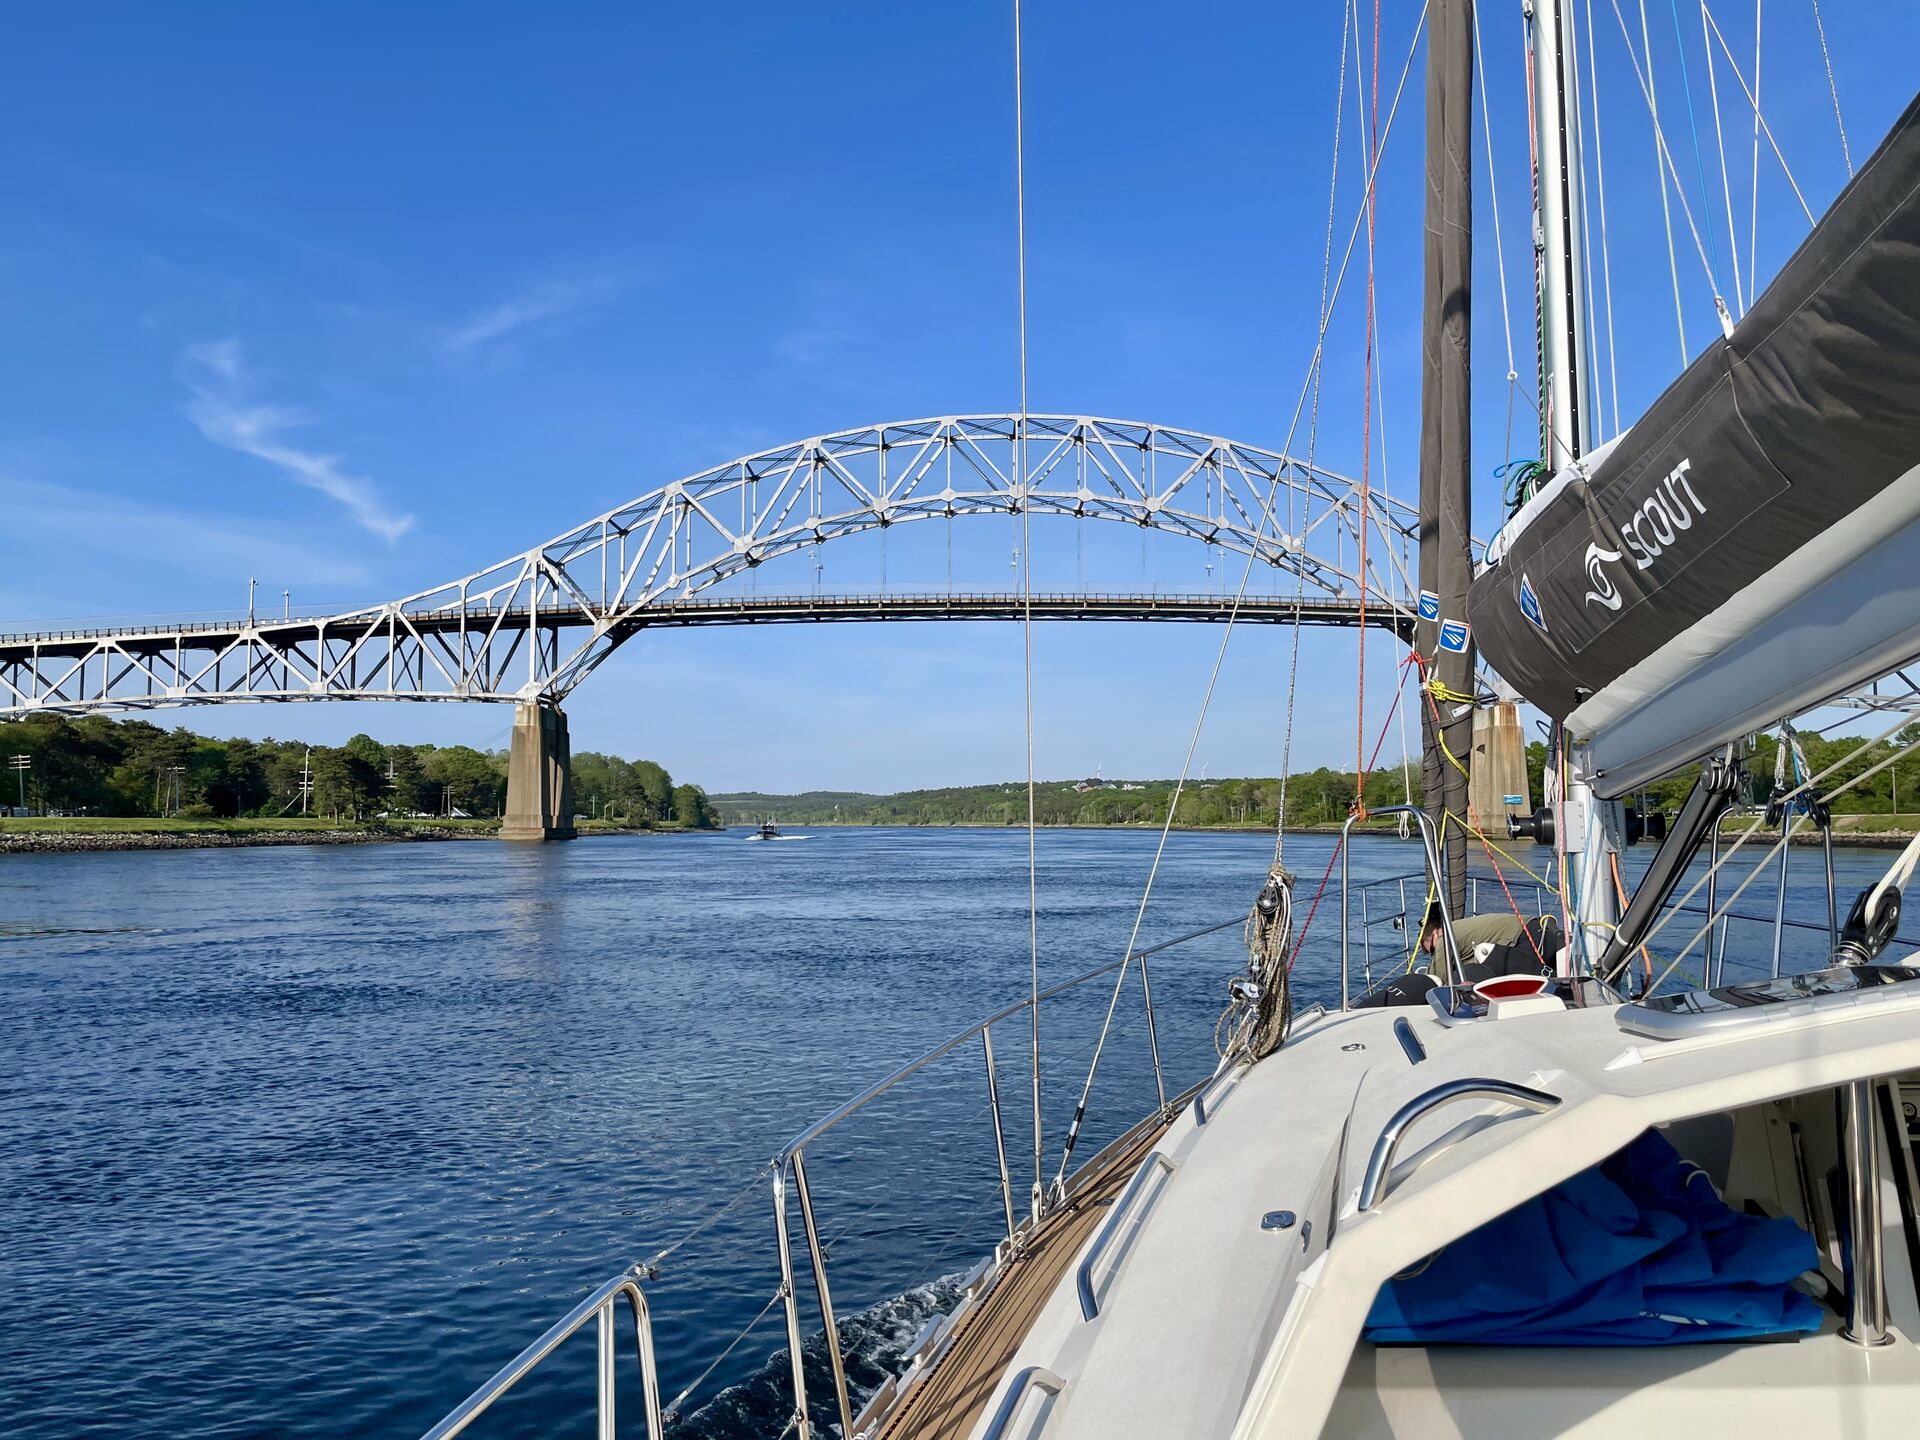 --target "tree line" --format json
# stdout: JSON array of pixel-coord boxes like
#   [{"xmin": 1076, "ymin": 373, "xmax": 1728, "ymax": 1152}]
[
  {"xmin": 1526, "ymin": 727, "xmax": 1920, "ymax": 819},
  {"xmin": 714, "ymin": 765, "xmax": 1424, "ymax": 829},
  {"xmin": 718, "ymin": 726, "xmax": 1920, "ymax": 832},
  {"xmin": 0, "ymin": 712, "xmax": 717, "ymax": 827}
]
